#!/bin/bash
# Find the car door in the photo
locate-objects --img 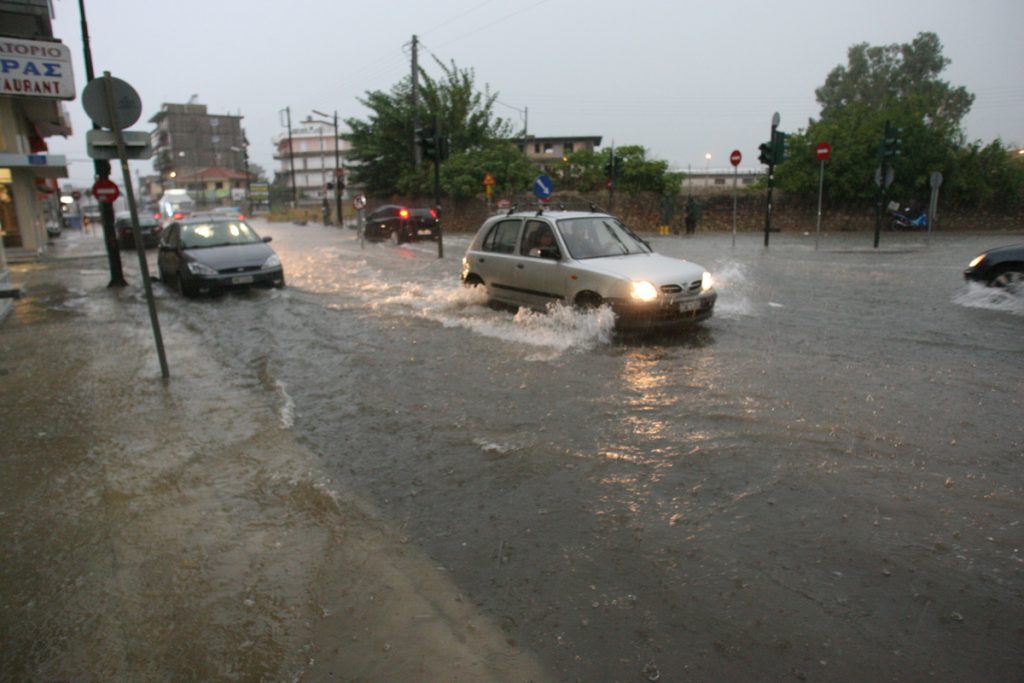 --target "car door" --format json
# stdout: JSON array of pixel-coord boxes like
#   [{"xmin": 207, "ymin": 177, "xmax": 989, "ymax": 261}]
[
  {"xmin": 469, "ymin": 218, "xmax": 523, "ymax": 305},
  {"xmin": 157, "ymin": 223, "xmax": 182, "ymax": 278},
  {"xmin": 513, "ymin": 219, "xmax": 568, "ymax": 308}
]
